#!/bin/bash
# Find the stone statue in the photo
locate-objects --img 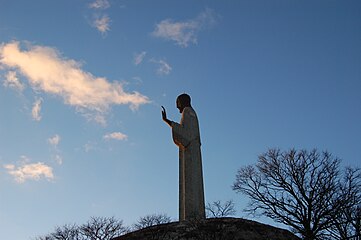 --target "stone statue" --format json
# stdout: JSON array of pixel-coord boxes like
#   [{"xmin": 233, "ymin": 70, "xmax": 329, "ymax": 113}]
[{"xmin": 161, "ymin": 93, "xmax": 206, "ymax": 221}]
